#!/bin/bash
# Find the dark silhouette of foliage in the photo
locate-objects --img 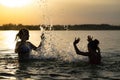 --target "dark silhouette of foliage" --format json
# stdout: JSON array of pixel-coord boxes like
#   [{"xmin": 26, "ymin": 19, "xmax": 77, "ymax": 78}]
[{"xmin": 0, "ymin": 23, "xmax": 120, "ymax": 30}]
